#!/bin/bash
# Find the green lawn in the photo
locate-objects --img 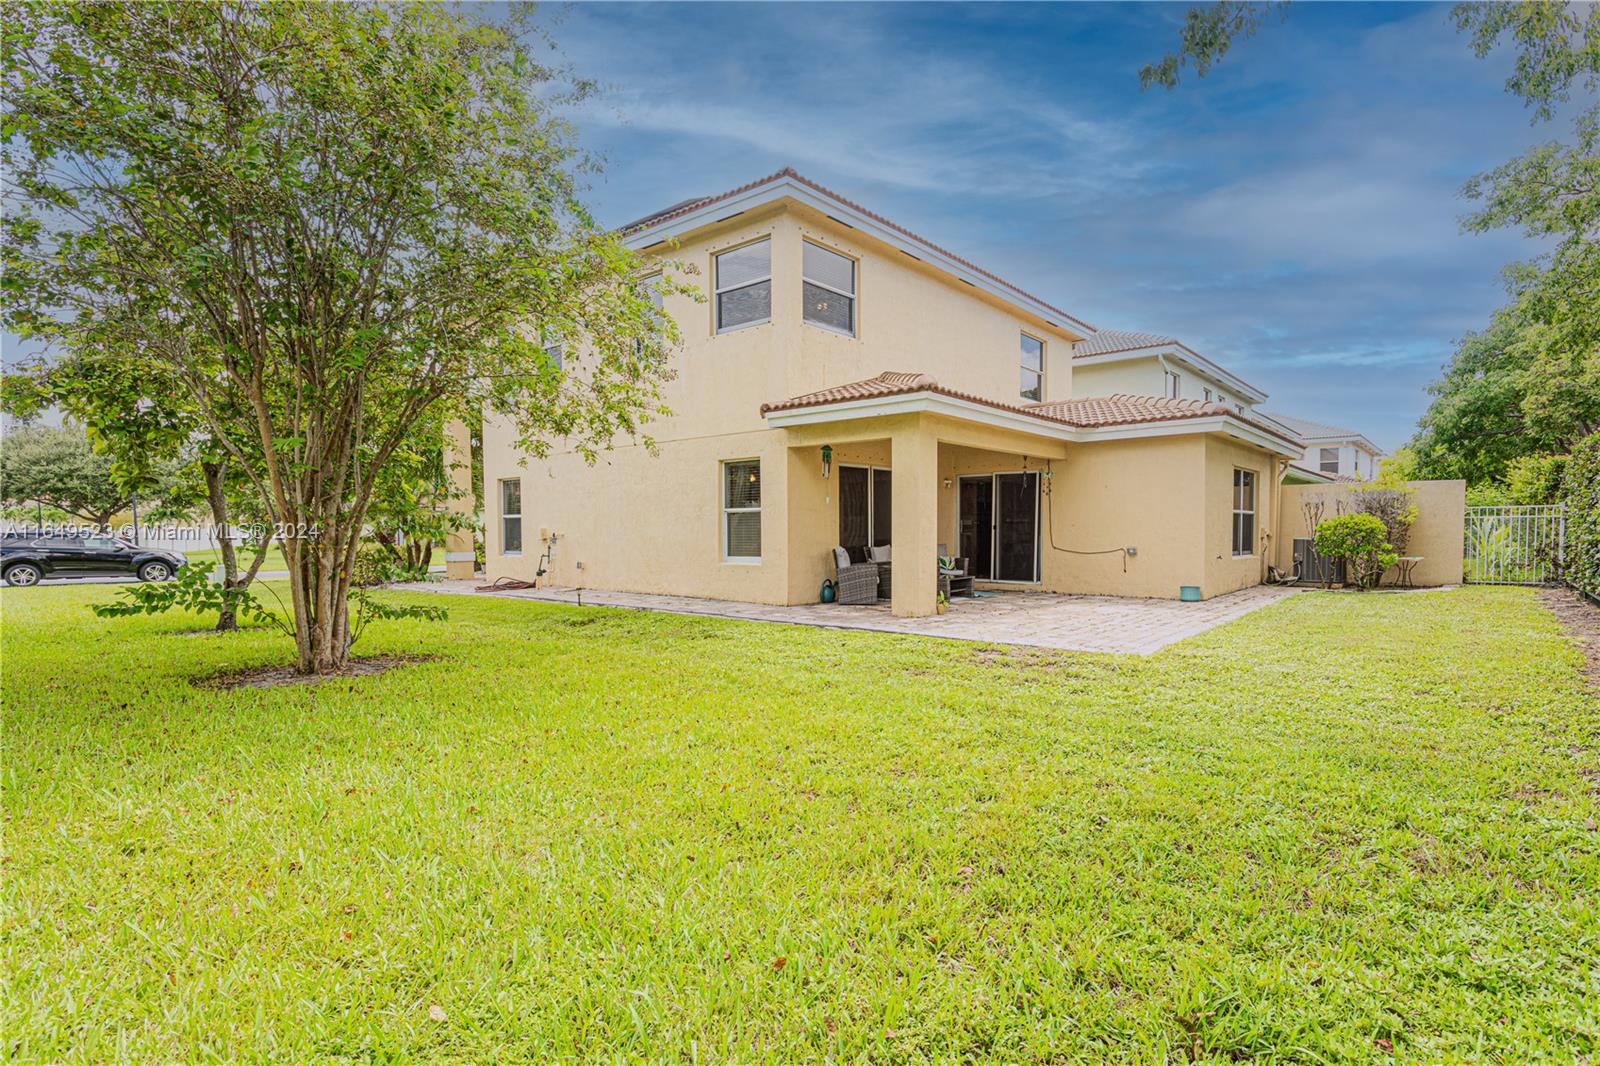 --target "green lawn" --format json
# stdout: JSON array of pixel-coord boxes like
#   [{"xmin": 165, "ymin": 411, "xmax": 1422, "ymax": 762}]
[
  {"xmin": 3, "ymin": 585, "xmax": 1596, "ymax": 1061},
  {"xmin": 178, "ymin": 545, "xmax": 289, "ymax": 573}
]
